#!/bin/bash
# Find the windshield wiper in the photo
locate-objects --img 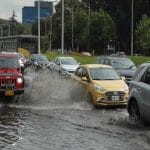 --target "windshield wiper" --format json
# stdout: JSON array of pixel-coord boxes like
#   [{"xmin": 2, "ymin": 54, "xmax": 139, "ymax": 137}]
[
  {"xmin": 92, "ymin": 78, "xmax": 102, "ymax": 80},
  {"xmin": 103, "ymin": 78, "xmax": 116, "ymax": 80}
]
